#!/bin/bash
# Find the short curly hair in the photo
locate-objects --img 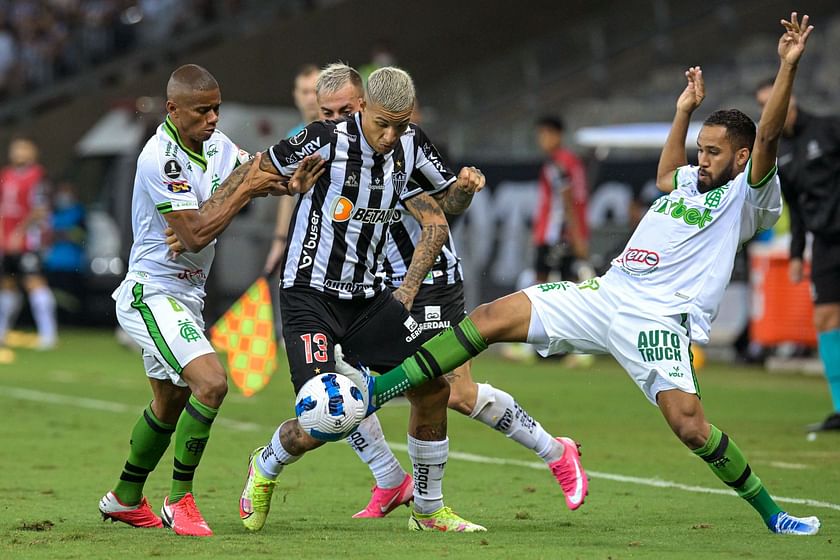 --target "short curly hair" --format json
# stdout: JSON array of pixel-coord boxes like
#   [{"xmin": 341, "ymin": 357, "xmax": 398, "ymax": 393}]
[{"xmin": 703, "ymin": 109, "xmax": 756, "ymax": 151}]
